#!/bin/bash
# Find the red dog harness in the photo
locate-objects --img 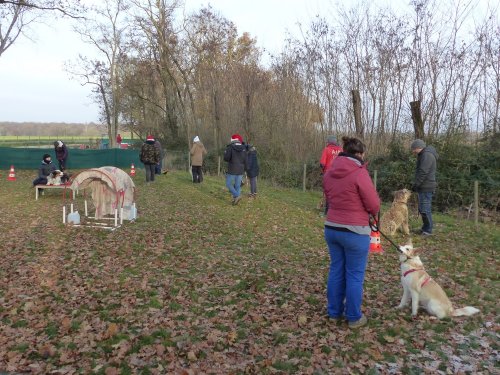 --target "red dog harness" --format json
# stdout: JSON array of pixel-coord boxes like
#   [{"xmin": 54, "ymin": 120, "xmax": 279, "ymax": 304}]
[{"xmin": 403, "ymin": 268, "xmax": 432, "ymax": 287}]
